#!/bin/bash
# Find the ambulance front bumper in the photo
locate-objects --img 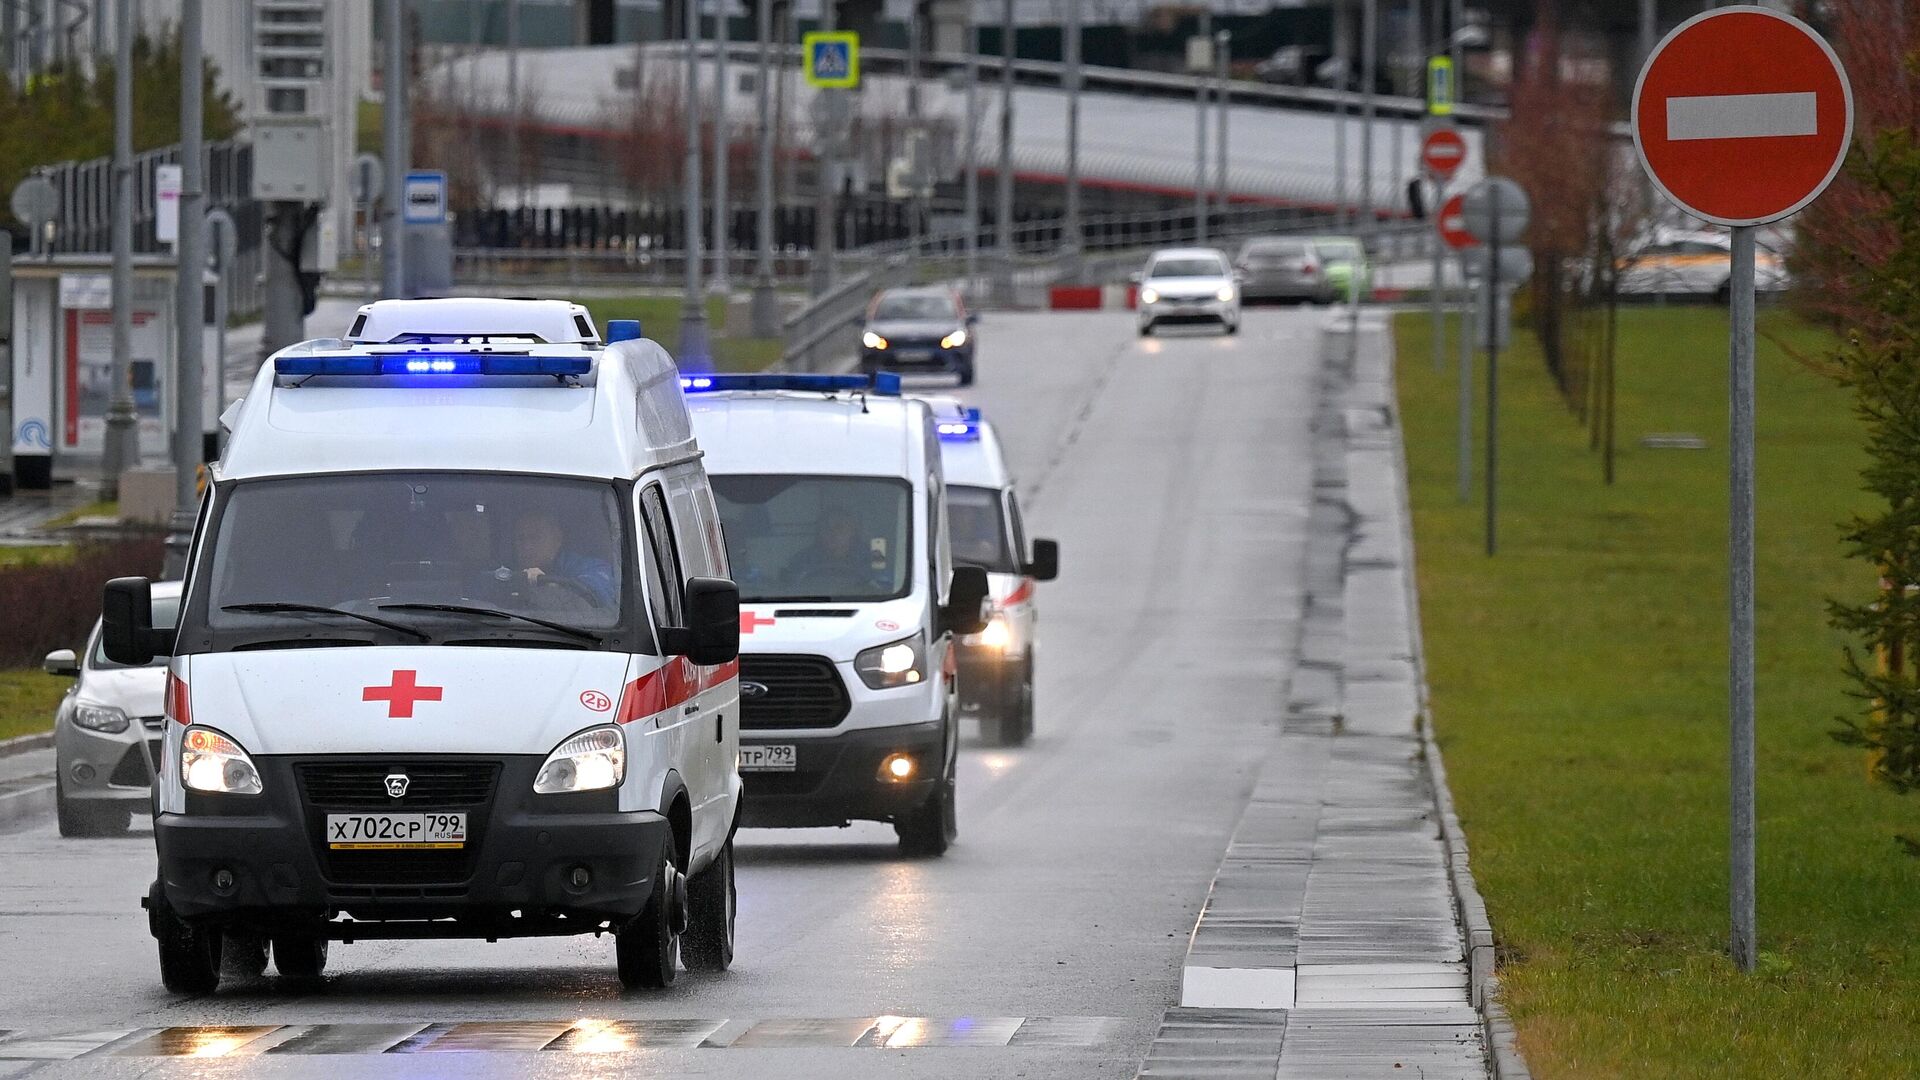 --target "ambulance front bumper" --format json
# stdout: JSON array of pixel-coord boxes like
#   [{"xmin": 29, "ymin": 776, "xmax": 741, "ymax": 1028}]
[
  {"xmin": 739, "ymin": 720, "xmax": 945, "ymax": 828},
  {"xmin": 152, "ymin": 756, "xmax": 670, "ymax": 936}
]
